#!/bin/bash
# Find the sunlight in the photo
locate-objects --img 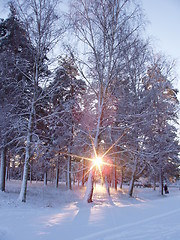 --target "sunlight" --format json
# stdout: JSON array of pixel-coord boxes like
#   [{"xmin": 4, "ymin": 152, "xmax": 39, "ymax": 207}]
[
  {"xmin": 59, "ymin": 131, "xmax": 127, "ymax": 185},
  {"xmin": 46, "ymin": 203, "xmax": 78, "ymax": 227},
  {"xmin": 93, "ymin": 156, "xmax": 103, "ymax": 169}
]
